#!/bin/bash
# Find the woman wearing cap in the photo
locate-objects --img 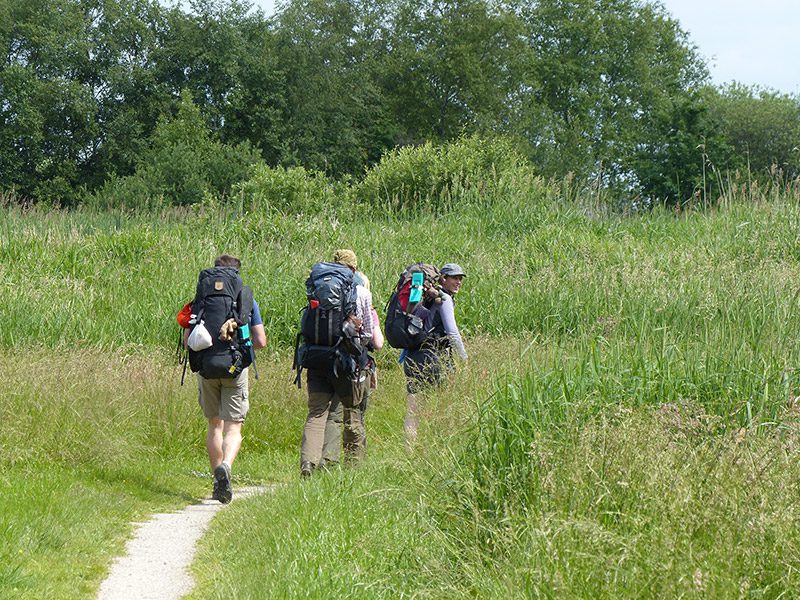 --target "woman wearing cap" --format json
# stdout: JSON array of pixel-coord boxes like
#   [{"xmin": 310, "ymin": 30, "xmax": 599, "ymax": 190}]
[{"xmin": 403, "ymin": 262, "xmax": 468, "ymax": 445}]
